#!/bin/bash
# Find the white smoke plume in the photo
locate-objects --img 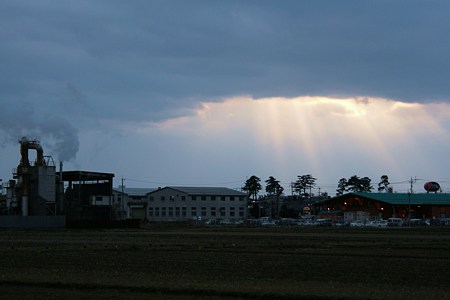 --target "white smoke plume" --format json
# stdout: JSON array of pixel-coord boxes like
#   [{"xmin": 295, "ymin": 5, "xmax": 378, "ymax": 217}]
[{"xmin": 0, "ymin": 105, "xmax": 79, "ymax": 161}]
